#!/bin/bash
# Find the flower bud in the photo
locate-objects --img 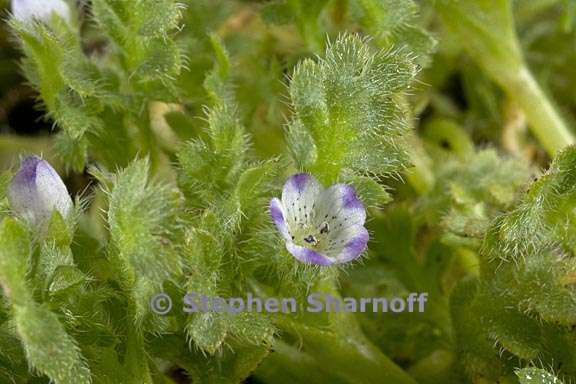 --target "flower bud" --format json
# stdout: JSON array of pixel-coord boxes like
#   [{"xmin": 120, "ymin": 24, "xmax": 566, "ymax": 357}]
[
  {"xmin": 8, "ymin": 156, "xmax": 73, "ymax": 228},
  {"xmin": 11, "ymin": 0, "xmax": 70, "ymax": 23}
]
